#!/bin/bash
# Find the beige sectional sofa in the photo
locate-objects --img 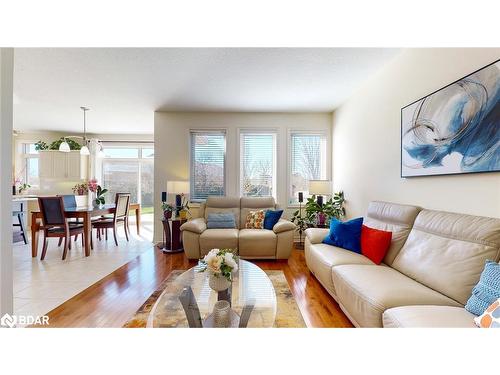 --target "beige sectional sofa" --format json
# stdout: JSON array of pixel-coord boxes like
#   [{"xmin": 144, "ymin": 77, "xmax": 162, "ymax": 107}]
[
  {"xmin": 181, "ymin": 196, "xmax": 296, "ymax": 260},
  {"xmin": 305, "ymin": 201, "xmax": 500, "ymax": 328}
]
